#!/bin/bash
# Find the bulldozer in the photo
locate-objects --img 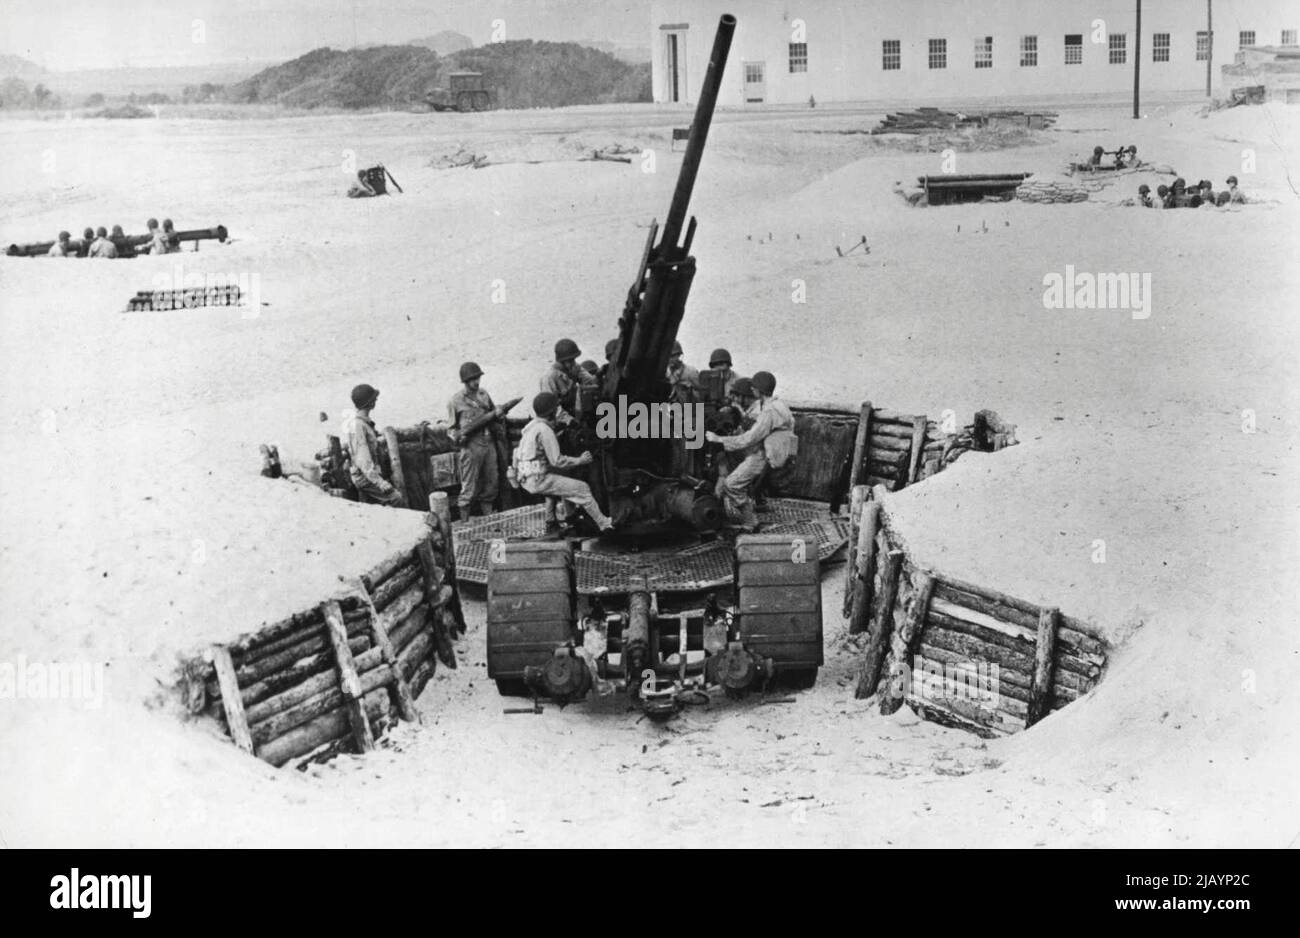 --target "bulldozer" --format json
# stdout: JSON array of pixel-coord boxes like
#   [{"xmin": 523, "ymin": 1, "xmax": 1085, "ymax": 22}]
[{"xmin": 425, "ymin": 71, "xmax": 493, "ymax": 112}]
